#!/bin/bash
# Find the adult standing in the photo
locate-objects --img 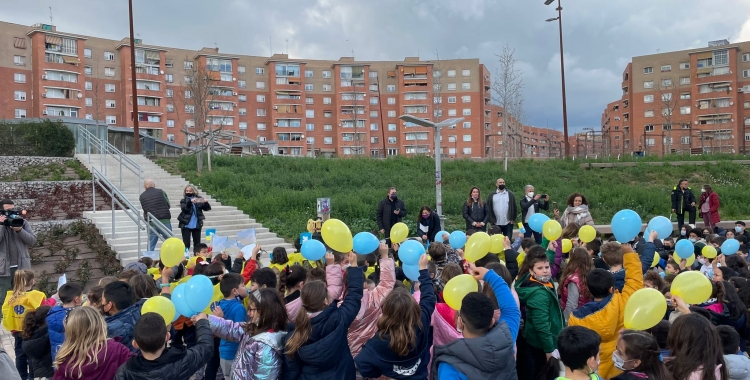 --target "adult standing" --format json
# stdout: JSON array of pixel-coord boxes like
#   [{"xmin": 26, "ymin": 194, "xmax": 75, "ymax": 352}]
[
  {"xmin": 462, "ymin": 187, "xmax": 489, "ymax": 234},
  {"xmin": 139, "ymin": 179, "xmax": 172, "ymax": 252},
  {"xmin": 671, "ymin": 179, "xmax": 696, "ymax": 232},
  {"xmin": 377, "ymin": 187, "xmax": 406, "ymax": 244},
  {"xmin": 520, "ymin": 185, "xmax": 549, "ymax": 243},
  {"xmin": 486, "ymin": 178, "xmax": 517, "ymax": 237},
  {"xmin": 417, "ymin": 206, "xmax": 442, "ymax": 243},
  {"xmin": 555, "ymin": 193, "xmax": 595, "ymax": 228},
  {"xmin": 0, "ymin": 199, "xmax": 35, "ymax": 307},
  {"xmin": 178, "ymin": 185, "xmax": 211, "ymax": 251},
  {"xmin": 699, "ymin": 184, "xmax": 720, "ymax": 232}
]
